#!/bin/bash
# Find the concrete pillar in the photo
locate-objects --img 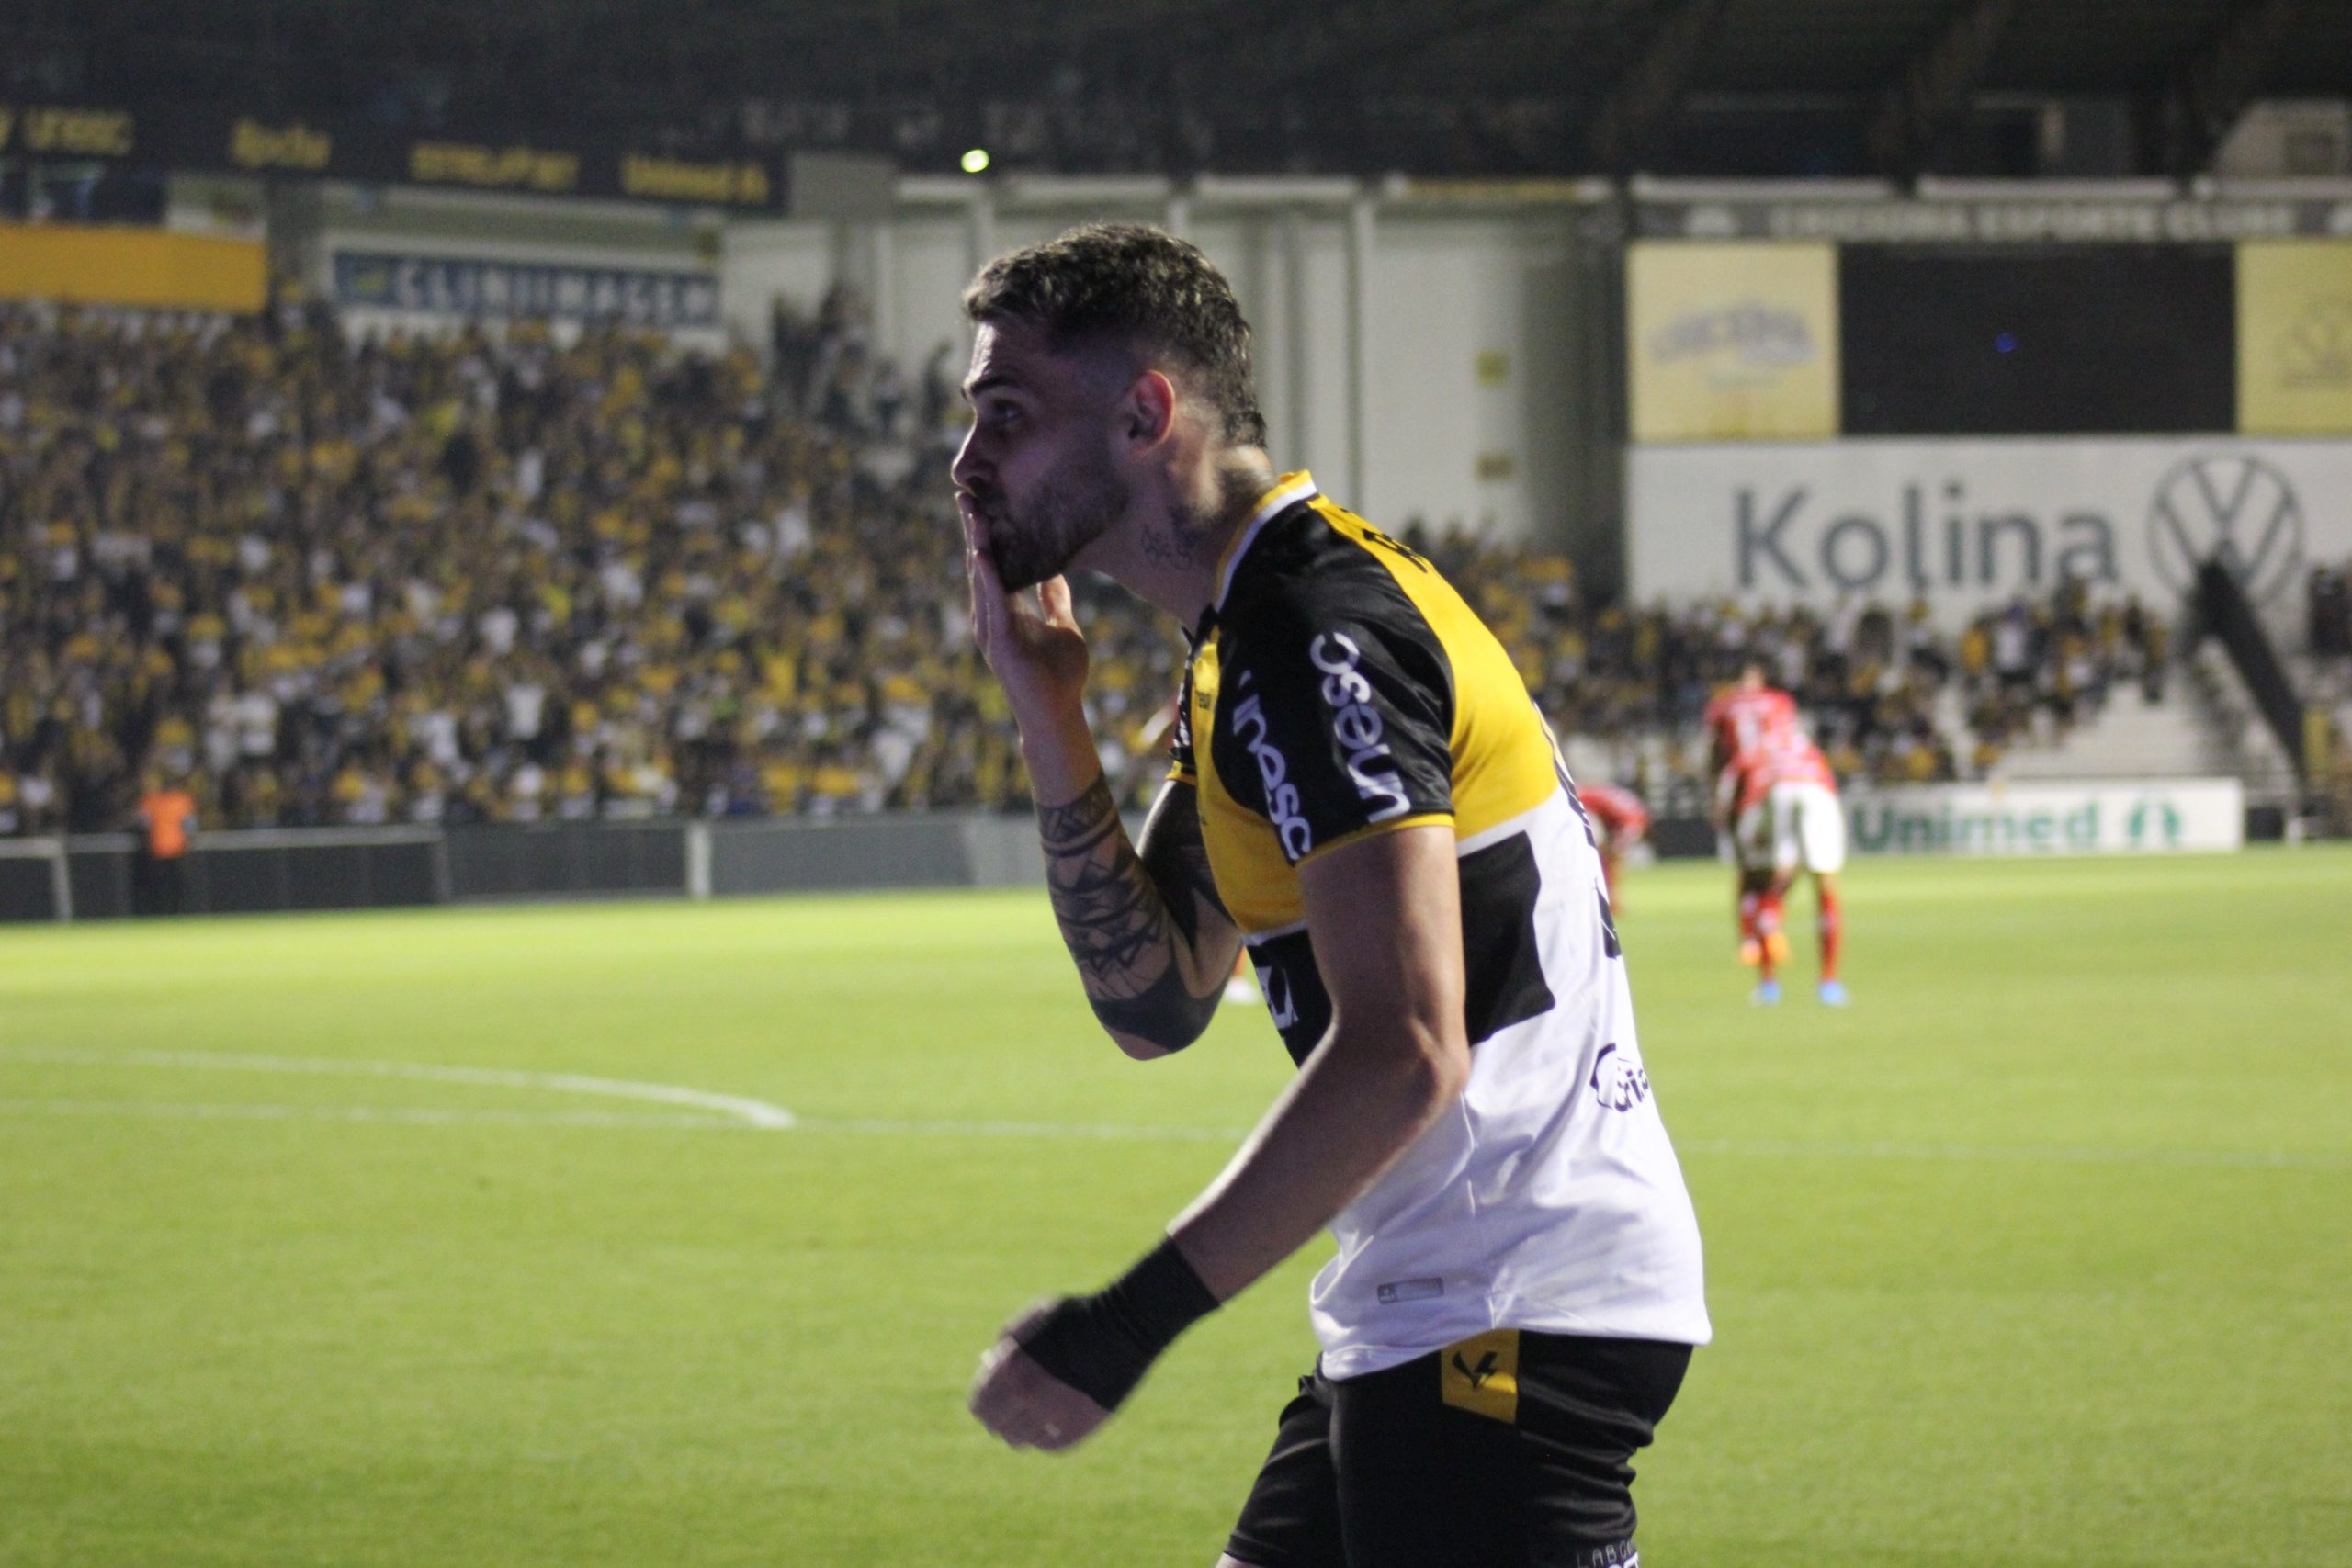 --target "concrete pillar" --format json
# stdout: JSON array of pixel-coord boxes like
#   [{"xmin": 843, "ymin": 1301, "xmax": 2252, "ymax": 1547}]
[
  {"xmin": 1345, "ymin": 190, "xmax": 1376, "ymax": 509},
  {"xmin": 1283, "ymin": 207, "xmax": 1312, "ymax": 469},
  {"xmin": 868, "ymin": 217, "xmax": 896, "ymax": 365}
]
